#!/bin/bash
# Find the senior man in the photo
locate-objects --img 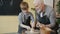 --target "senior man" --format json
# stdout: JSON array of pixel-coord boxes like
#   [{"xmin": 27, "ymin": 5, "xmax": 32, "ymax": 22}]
[{"xmin": 33, "ymin": 0, "xmax": 58, "ymax": 34}]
